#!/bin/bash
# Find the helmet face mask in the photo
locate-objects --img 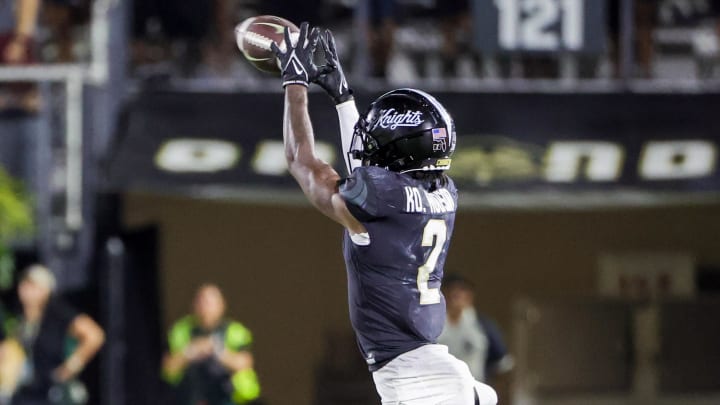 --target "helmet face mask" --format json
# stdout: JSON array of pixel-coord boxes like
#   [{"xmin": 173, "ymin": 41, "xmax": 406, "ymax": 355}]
[
  {"xmin": 348, "ymin": 117, "xmax": 376, "ymax": 166},
  {"xmin": 349, "ymin": 117, "xmax": 384, "ymax": 168},
  {"xmin": 349, "ymin": 88, "xmax": 456, "ymax": 173}
]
